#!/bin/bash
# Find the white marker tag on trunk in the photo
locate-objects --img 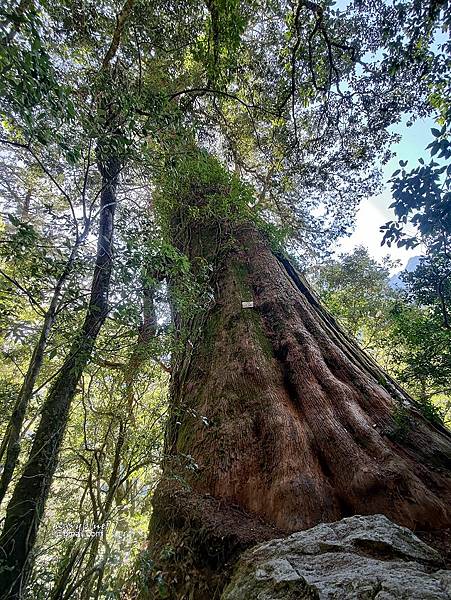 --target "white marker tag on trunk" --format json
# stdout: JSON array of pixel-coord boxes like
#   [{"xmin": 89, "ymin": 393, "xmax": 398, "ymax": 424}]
[{"xmin": 241, "ymin": 301, "xmax": 254, "ymax": 309}]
